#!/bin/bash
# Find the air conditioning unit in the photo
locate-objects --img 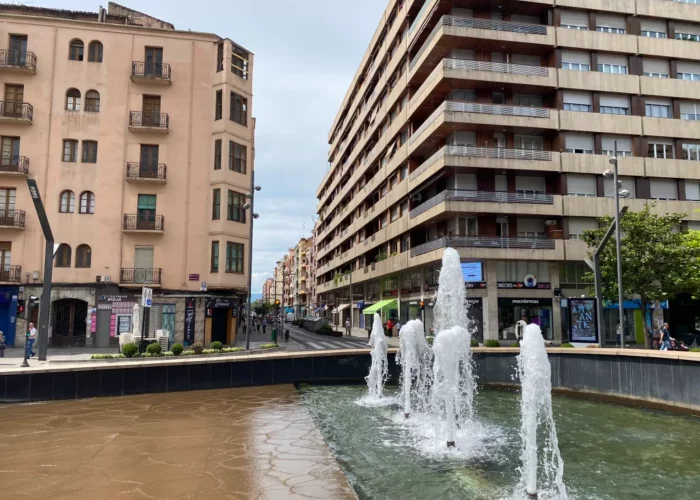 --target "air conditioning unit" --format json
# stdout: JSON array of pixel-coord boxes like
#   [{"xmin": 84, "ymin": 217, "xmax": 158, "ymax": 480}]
[{"xmin": 103, "ymin": 276, "xmax": 111, "ymax": 282}]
